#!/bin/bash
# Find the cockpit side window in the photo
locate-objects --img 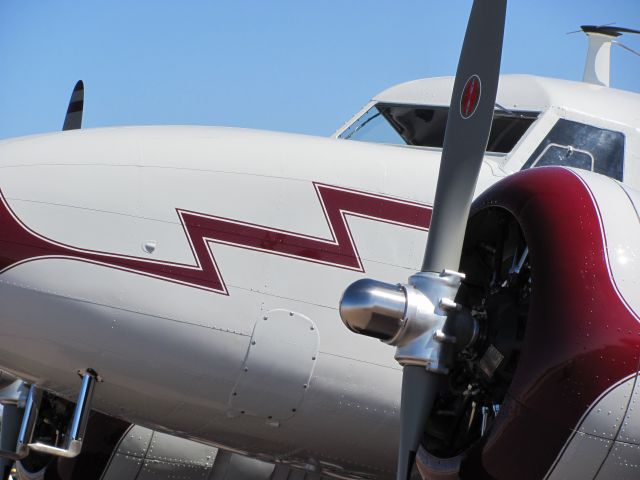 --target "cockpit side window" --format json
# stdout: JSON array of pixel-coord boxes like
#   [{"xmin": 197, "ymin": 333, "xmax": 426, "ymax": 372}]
[
  {"xmin": 521, "ymin": 119, "xmax": 625, "ymax": 181},
  {"xmin": 339, "ymin": 106, "xmax": 405, "ymax": 144},
  {"xmin": 339, "ymin": 103, "xmax": 538, "ymax": 154}
]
